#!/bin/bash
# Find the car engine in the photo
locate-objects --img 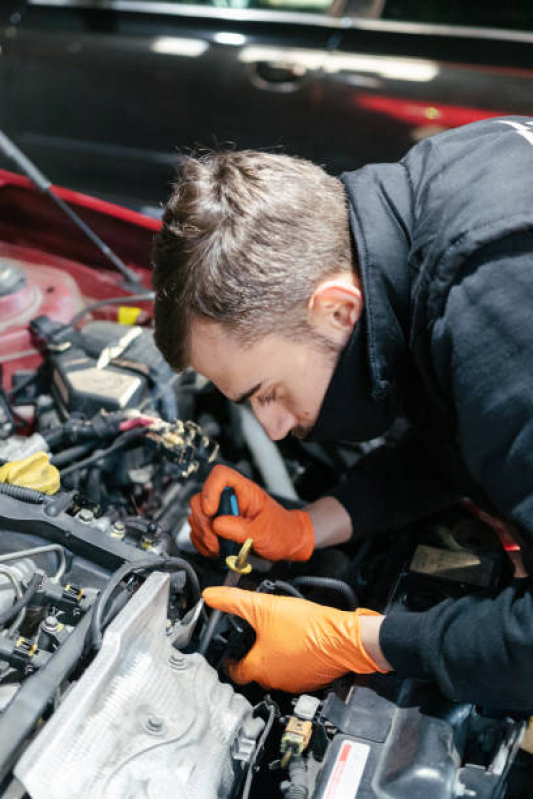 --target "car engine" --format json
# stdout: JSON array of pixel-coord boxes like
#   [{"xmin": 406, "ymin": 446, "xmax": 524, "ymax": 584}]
[{"xmin": 0, "ymin": 301, "xmax": 532, "ymax": 799}]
